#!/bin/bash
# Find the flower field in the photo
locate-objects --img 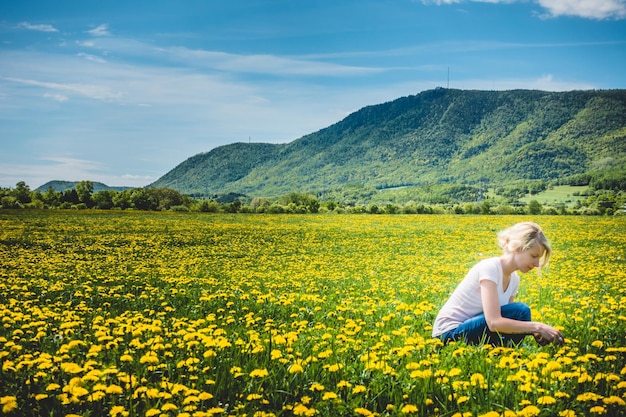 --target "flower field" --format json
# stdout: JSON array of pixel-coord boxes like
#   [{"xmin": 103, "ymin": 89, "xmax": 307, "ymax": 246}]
[{"xmin": 0, "ymin": 211, "xmax": 625, "ymax": 417}]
